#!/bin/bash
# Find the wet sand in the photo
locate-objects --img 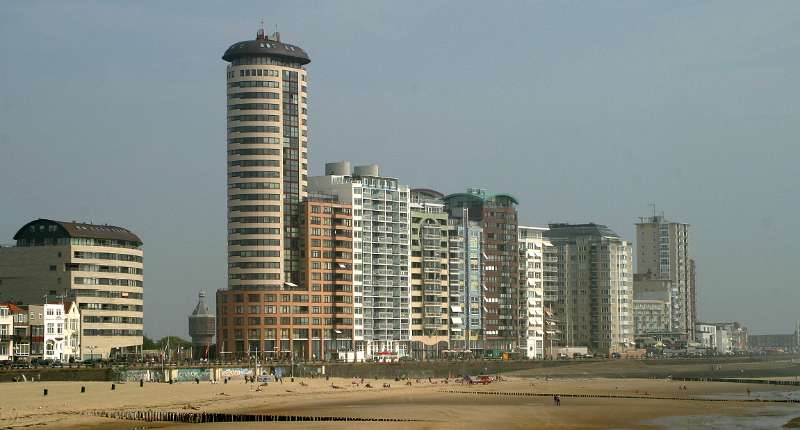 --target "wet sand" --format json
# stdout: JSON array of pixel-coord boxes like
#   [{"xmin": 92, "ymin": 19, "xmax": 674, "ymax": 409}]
[{"xmin": 1, "ymin": 376, "xmax": 798, "ymax": 429}]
